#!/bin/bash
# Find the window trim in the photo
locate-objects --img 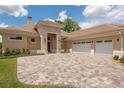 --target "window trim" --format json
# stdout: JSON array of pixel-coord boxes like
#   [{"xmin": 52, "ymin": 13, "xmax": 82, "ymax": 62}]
[
  {"xmin": 86, "ymin": 41, "xmax": 91, "ymax": 43},
  {"xmin": 81, "ymin": 42, "xmax": 85, "ymax": 44},
  {"xmin": 96, "ymin": 40, "xmax": 103, "ymax": 43},
  {"xmin": 104, "ymin": 40, "xmax": 112, "ymax": 42},
  {"xmin": 8, "ymin": 35, "xmax": 22, "ymax": 41}
]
